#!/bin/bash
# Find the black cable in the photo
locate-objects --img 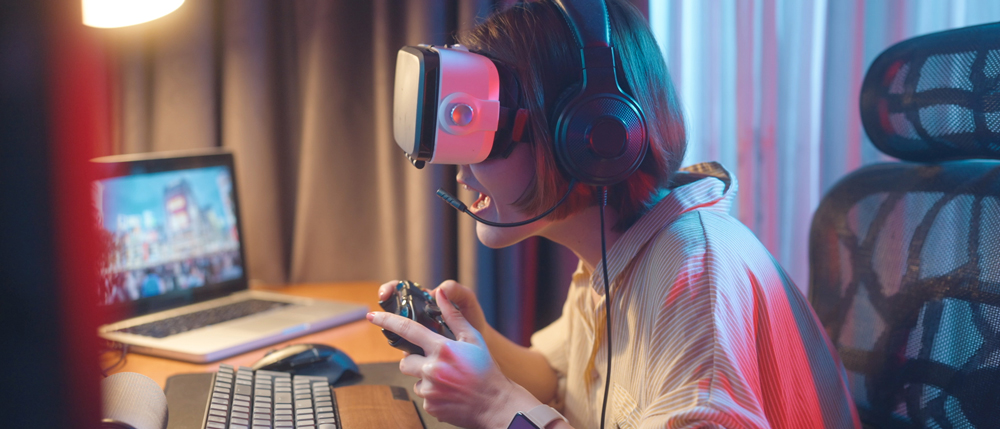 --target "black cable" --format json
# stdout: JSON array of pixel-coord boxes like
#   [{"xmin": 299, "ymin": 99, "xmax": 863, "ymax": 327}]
[
  {"xmin": 436, "ymin": 179, "xmax": 578, "ymax": 228},
  {"xmin": 100, "ymin": 342, "xmax": 129, "ymax": 377},
  {"xmin": 598, "ymin": 187, "xmax": 612, "ymax": 429}
]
